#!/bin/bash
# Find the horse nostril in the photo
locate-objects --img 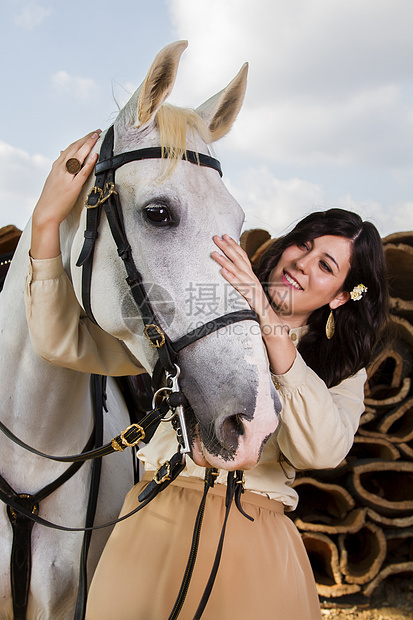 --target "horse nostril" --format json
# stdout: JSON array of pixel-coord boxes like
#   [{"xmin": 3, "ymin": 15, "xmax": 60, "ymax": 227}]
[{"xmin": 218, "ymin": 414, "xmax": 245, "ymax": 451}]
